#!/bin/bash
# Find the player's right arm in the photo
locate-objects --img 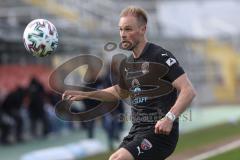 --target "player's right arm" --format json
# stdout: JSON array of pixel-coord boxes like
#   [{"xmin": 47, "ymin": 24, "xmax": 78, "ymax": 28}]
[{"xmin": 62, "ymin": 85, "xmax": 129, "ymax": 102}]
